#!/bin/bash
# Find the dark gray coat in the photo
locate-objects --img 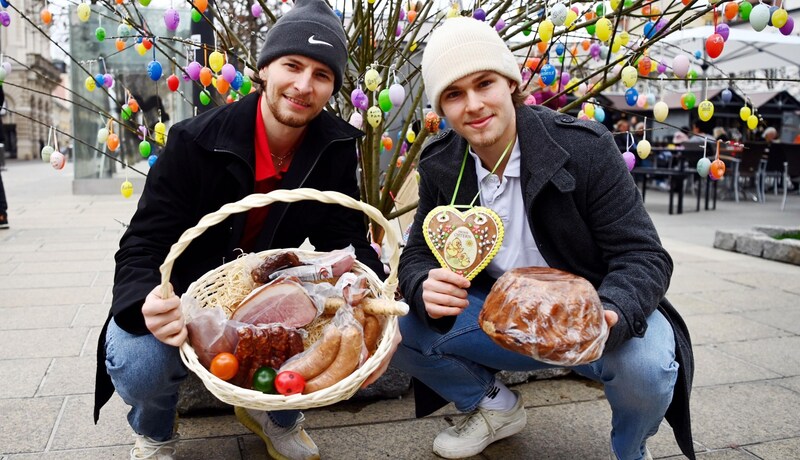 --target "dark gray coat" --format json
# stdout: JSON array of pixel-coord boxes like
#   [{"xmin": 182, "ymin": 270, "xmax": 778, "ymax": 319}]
[{"xmin": 399, "ymin": 104, "xmax": 695, "ymax": 459}]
